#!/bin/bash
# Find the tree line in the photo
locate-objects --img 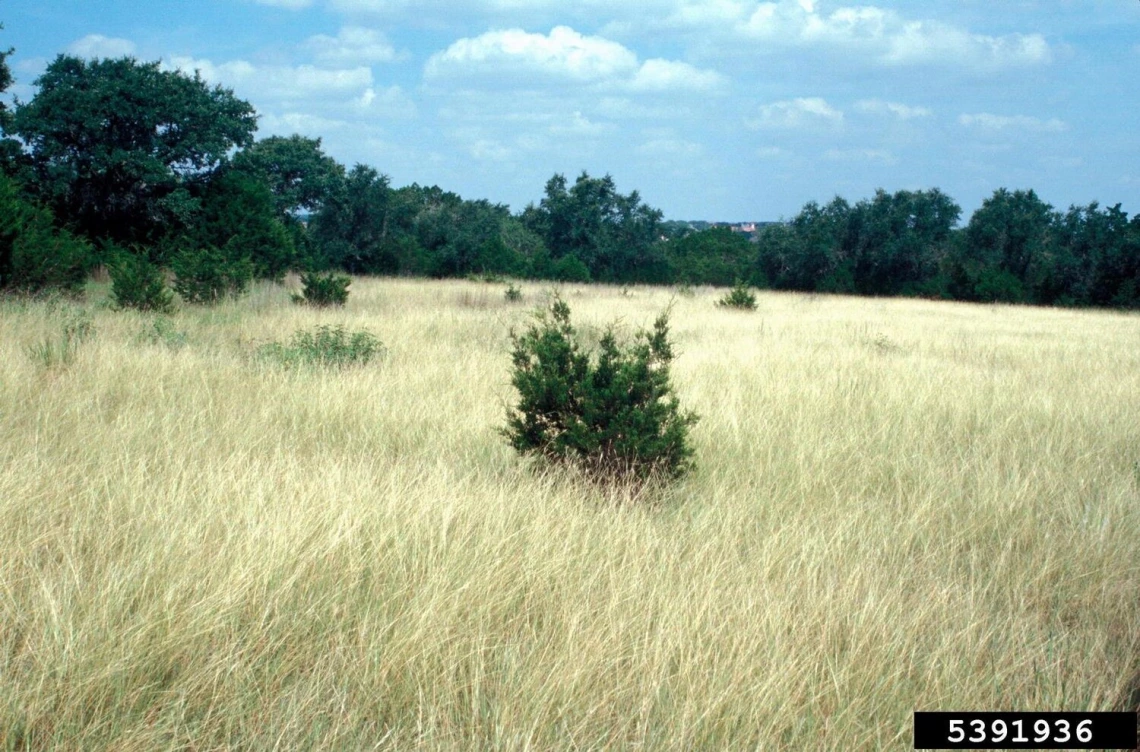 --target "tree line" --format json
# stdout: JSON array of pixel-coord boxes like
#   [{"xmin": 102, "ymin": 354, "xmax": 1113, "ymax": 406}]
[{"xmin": 1, "ymin": 46, "xmax": 1138, "ymax": 309}]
